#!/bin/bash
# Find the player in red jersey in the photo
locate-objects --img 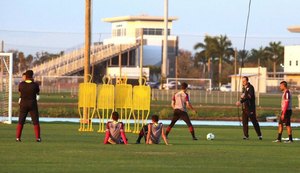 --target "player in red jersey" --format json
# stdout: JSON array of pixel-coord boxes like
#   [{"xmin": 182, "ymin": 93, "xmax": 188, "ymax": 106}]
[
  {"xmin": 273, "ymin": 81, "xmax": 293, "ymax": 143},
  {"xmin": 135, "ymin": 115, "xmax": 169, "ymax": 145},
  {"xmin": 104, "ymin": 111, "xmax": 128, "ymax": 144},
  {"xmin": 165, "ymin": 82, "xmax": 197, "ymax": 140}
]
